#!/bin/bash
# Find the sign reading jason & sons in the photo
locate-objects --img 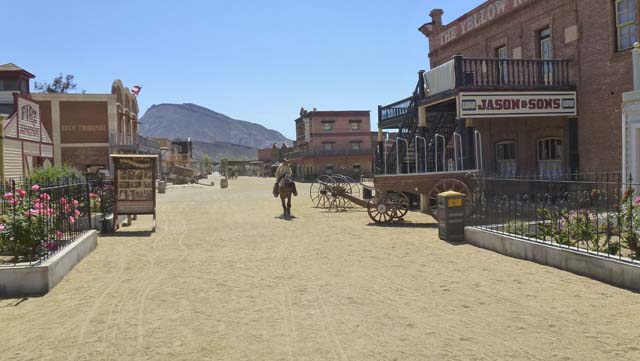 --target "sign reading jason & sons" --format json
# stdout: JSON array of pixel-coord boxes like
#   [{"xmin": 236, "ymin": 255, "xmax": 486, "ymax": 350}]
[{"xmin": 459, "ymin": 92, "xmax": 577, "ymax": 118}]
